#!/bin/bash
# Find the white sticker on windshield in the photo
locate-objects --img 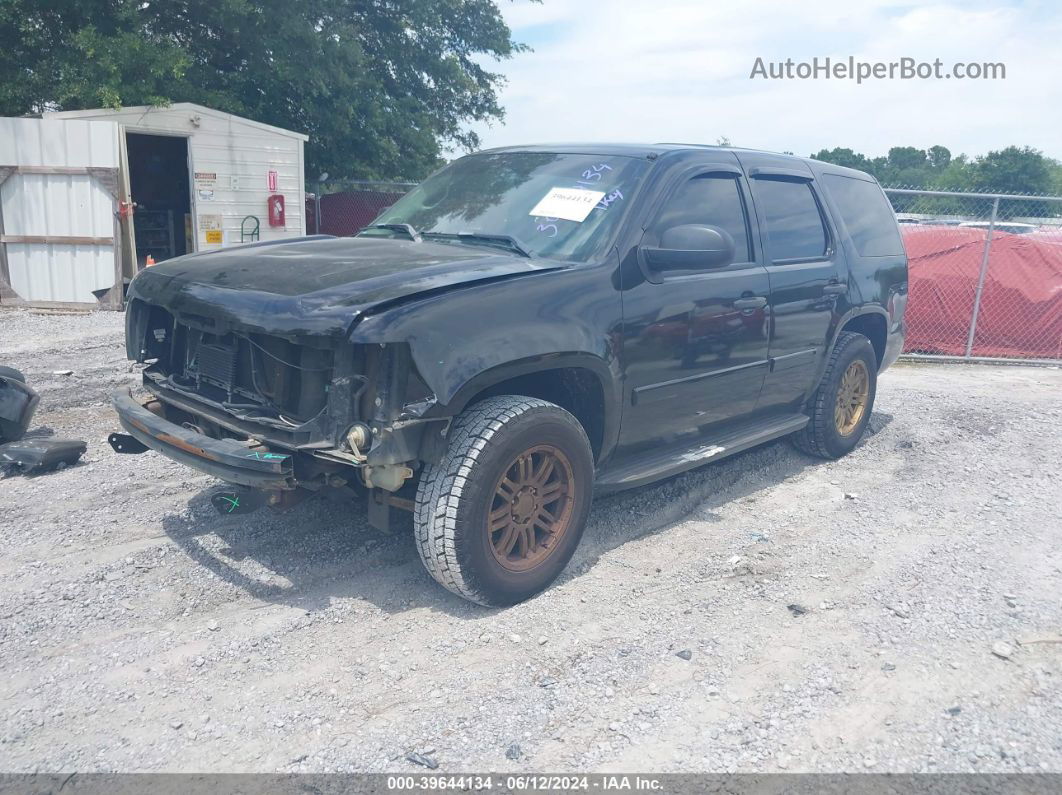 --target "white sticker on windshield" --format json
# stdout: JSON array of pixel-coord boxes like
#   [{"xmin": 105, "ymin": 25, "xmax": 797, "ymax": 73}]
[{"xmin": 529, "ymin": 187, "xmax": 607, "ymax": 223}]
